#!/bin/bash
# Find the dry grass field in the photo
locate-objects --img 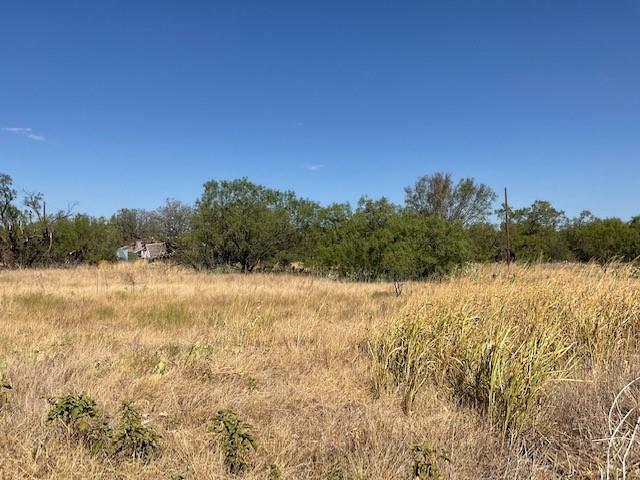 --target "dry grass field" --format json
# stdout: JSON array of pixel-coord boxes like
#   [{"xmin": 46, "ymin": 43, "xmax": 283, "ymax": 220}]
[{"xmin": 1, "ymin": 263, "xmax": 640, "ymax": 479}]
